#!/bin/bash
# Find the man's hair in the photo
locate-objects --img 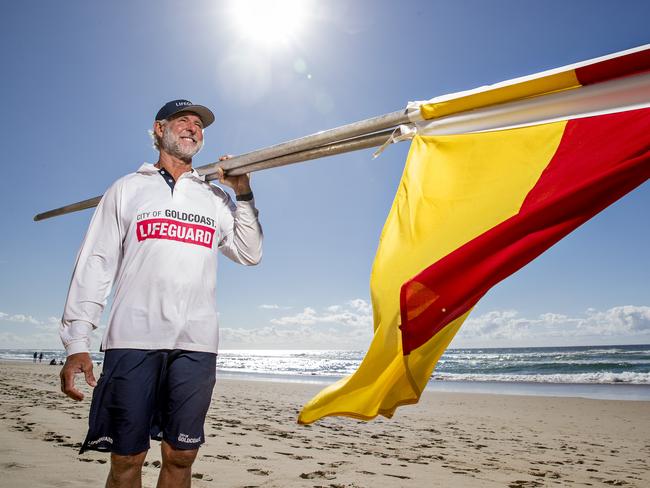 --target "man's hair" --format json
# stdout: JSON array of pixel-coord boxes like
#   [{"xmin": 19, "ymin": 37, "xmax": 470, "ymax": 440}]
[{"xmin": 148, "ymin": 119, "xmax": 168, "ymax": 151}]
